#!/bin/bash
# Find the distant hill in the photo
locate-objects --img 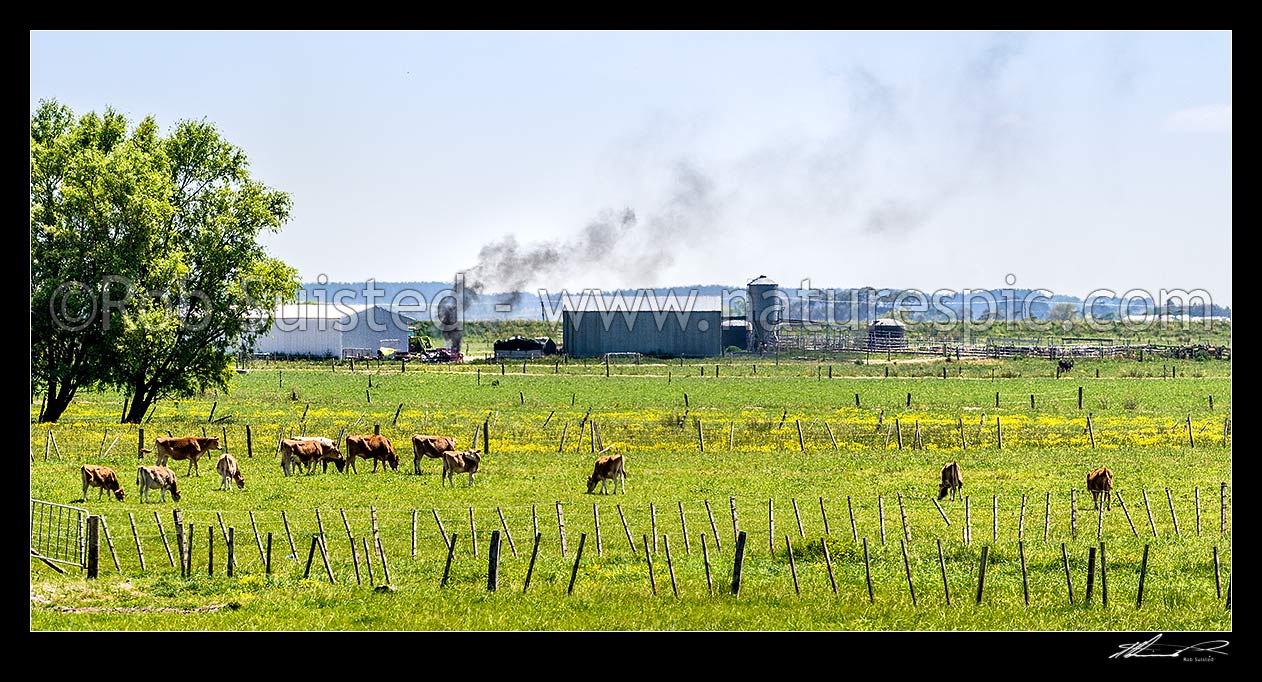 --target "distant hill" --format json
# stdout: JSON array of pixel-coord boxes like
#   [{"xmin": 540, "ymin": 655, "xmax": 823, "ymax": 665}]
[{"xmin": 297, "ymin": 281, "xmax": 1231, "ymax": 323}]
